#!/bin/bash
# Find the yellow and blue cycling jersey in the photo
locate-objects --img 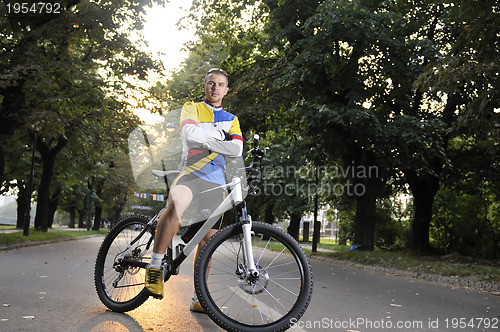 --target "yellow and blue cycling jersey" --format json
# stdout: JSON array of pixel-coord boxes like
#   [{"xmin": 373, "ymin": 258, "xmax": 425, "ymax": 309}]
[{"xmin": 176, "ymin": 100, "xmax": 243, "ymax": 186}]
